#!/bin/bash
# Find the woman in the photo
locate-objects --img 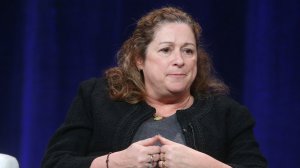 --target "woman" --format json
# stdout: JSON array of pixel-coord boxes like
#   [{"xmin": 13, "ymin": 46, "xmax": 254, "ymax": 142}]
[{"xmin": 42, "ymin": 7, "xmax": 267, "ymax": 168}]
